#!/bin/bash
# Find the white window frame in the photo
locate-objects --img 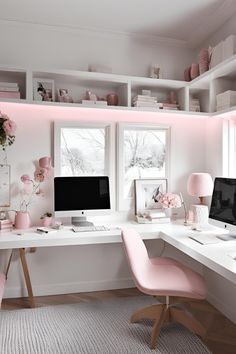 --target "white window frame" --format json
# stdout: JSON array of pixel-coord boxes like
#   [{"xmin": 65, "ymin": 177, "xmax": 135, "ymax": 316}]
[{"xmin": 117, "ymin": 123, "xmax": 171, "ymax": 211}]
